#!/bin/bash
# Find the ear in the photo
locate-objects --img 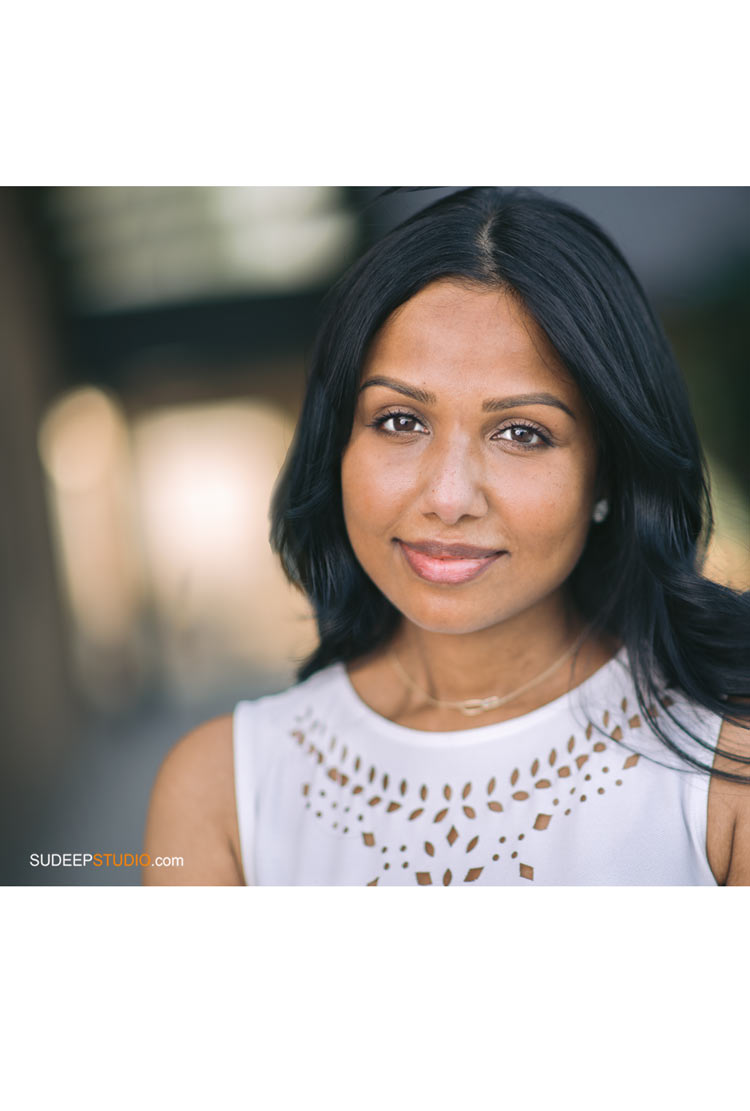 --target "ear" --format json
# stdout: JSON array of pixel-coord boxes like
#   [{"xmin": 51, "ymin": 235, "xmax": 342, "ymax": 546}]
[
  {"xmin": 591, "ymin": 466, "xmax": 611, "ymax": 525},
  {"xmin": 592, "ymin": 498, "xmax": 610, "ymax": 524}
]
